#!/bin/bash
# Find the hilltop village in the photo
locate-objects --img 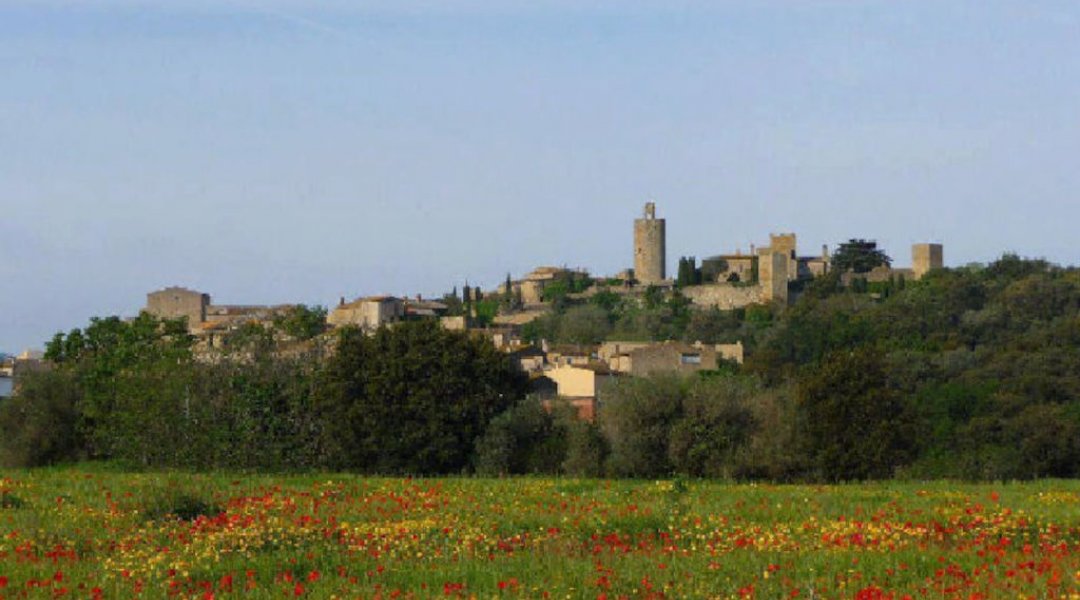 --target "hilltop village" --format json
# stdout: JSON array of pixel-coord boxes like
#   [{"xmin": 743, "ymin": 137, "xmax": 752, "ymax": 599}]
[{"xmin": 142, "ymin": 203, "xmax": 944, "ymax": 419}]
